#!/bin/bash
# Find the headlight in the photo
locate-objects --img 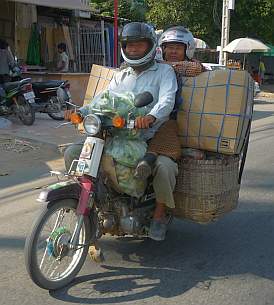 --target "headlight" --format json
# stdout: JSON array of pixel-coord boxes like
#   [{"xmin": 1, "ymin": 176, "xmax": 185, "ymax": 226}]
[{"xmin": 83, "ymin": 114, "xmax": 101, "ymax": 135}]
